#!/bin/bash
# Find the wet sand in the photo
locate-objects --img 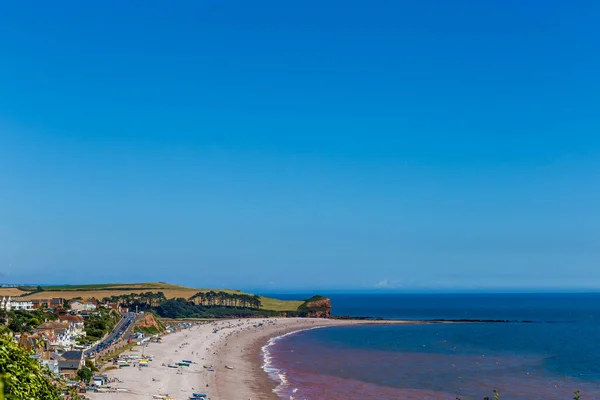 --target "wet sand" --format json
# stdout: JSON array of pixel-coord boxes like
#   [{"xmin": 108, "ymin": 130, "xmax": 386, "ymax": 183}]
[{"xmin": 86, "ymin": 318, "xmax": 414, "ymax": 400}]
